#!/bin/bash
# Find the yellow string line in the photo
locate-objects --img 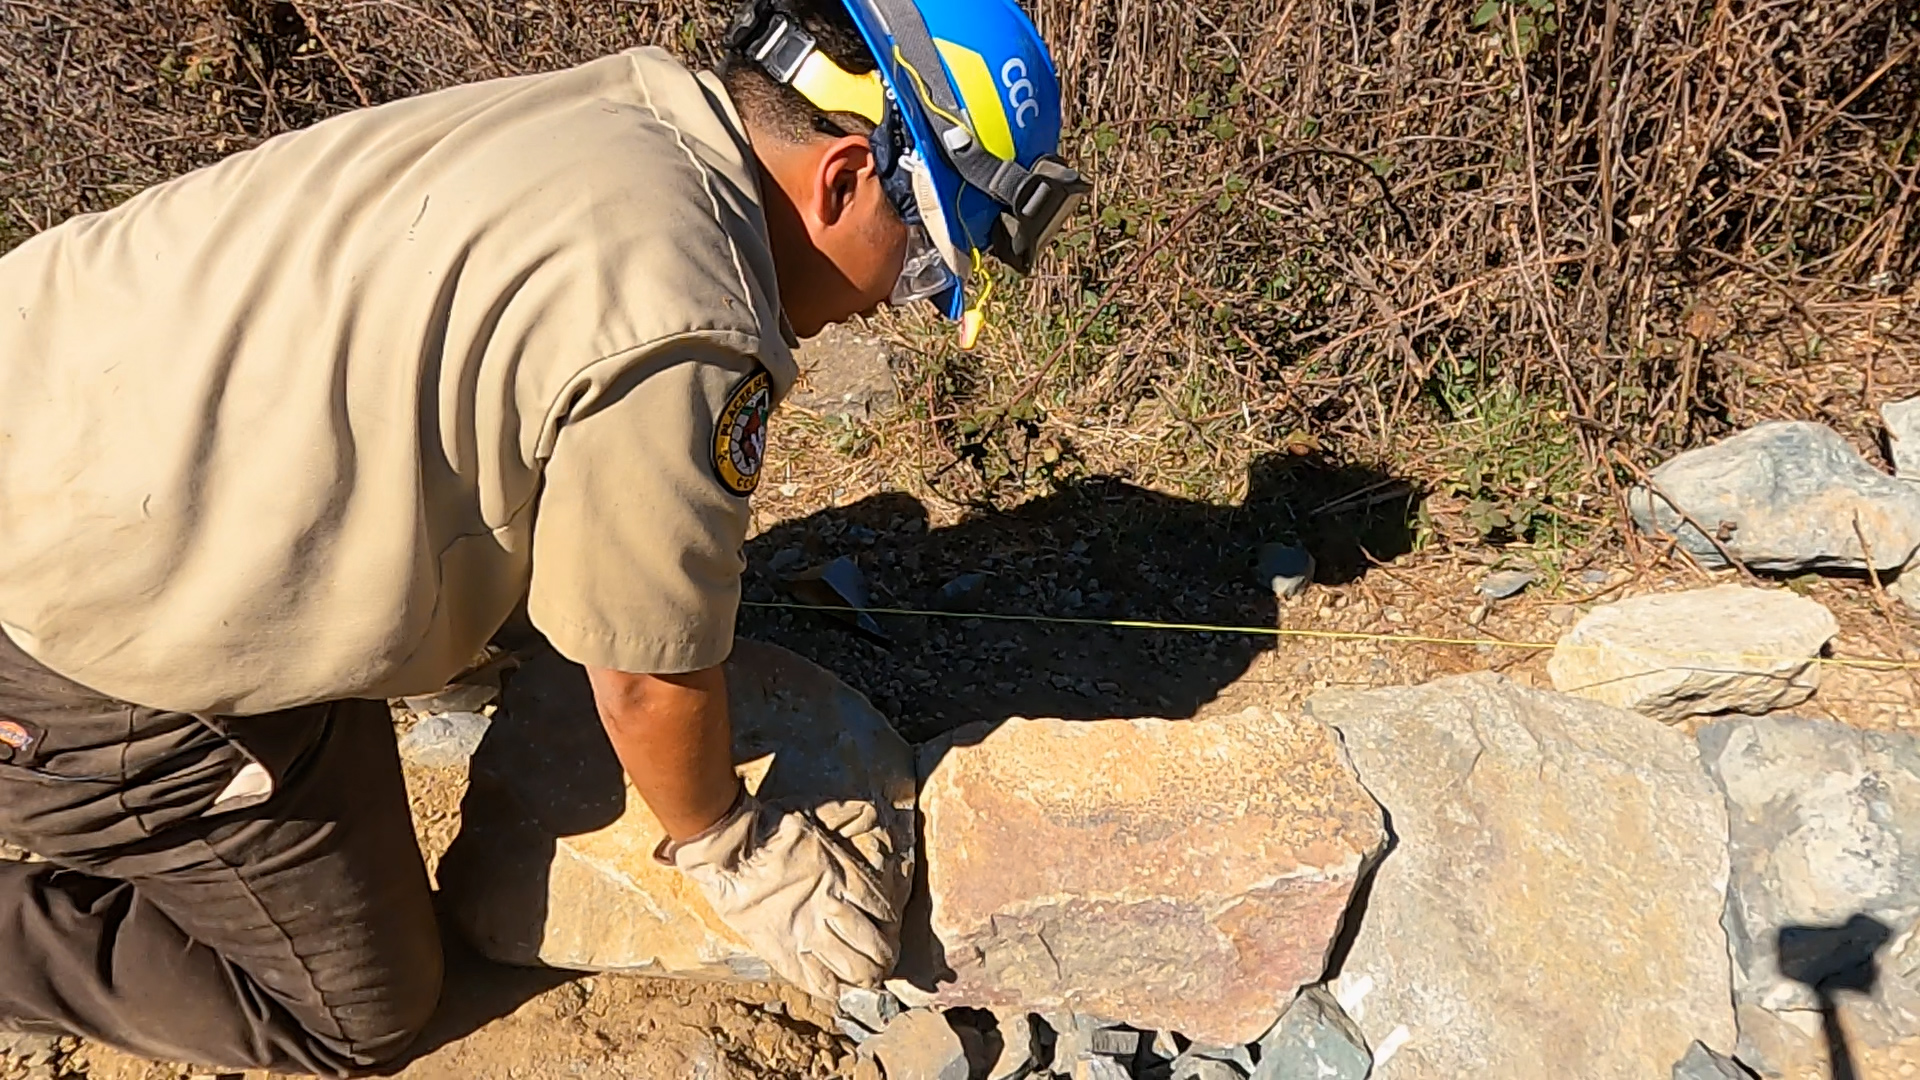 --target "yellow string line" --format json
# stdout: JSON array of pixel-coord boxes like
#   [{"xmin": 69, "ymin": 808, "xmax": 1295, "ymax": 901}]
[{"xmin": 740, "ymin": 601, "xmax": 1920, "ymax": 673}]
